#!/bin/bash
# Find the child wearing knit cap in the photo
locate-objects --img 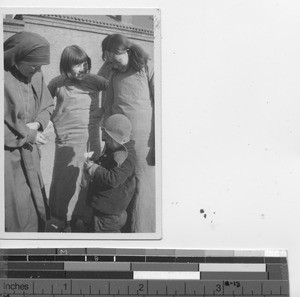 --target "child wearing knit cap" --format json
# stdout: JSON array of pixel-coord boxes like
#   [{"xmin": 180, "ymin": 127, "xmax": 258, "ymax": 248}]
[{"xmin": 84, "ymin": 114, "xmax": 137, "ymax": 232}]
